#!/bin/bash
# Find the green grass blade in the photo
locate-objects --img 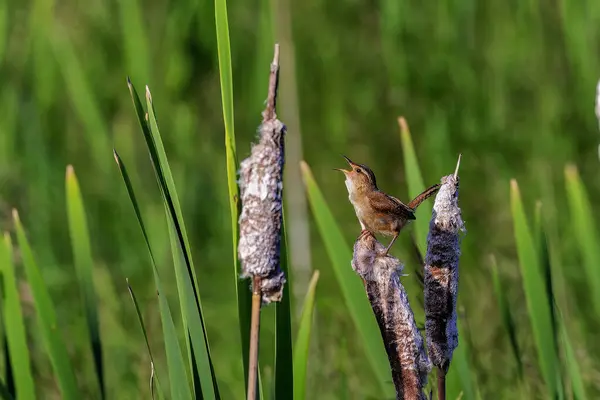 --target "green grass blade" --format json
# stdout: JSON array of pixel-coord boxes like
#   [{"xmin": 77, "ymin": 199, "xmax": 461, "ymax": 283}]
[
  {"xmin": 164, "ymin": 204, "xmax": 214, "ymax": 398},
  {"xmin": 144, "ymin": 86, "xmax": 219, "ymax": 399},
  {"xmin": 2, "ymin": 306, "xmax": 15, "ymax": 398},
  {"xmin": 293, "ymin": 270, "xmax": 320, "ymax": 400},
  {"xmin": 125, "ymin": 82, "xmax": 219, "ymax": 398},
  {"xmin": 510, "ymin": 180, "xmax": 558, "ymax": 397},
  {"xmin": 398, "ymin": 117, "xmax": 431, "ymax": 253},
  {"xmin": 564, "ymin": 165, "xmax": 600, "ymax": 314},
  {"xmin": 301, "ymin": 161, "xmax": 392, "ymax": 397},
  {"xmin": 535, "ymin": 203, "xmax": 565, "ymax": 400},
  {"xmin": 213, "ymin": 0, "xmax": 253, "ymax": 392},
  {"xmin": 126, "ymin": 280, "xmax": 164, "ymax": 399},
  {"xmin": 0, "ymin": 234, "xmax": 35, "ymax": 399},
  {"xmin": 12, "ymin": 210, "xmax": 80, "ymax": 400},
  {"xmin": 274, "ymin": 218, "xmax": 293, "ymax": 399},
  {"xmin": 559, "ymin": 313, "xmax": 587, "ymax": 400},
  {"xmin": 113, "ymin": 150, "xmax": 190, "ymax": 400},
  {"xmin": 65, "ymin": 166, "xmax": 104, "ymax": 399},
  {"xmin": 490, "ymin": 255, "xmax": 522, "ymax": 378},
  {"xmin": 125, "ymin": 82, "xmax": 199, "ymax": 388},
  {"xmin": 154, "ymin": 273, "xmax": 193, "ymax": 400},
  {"xmin": 214, "ymin": 0, "xmax": 235, "ymax": 151}
]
